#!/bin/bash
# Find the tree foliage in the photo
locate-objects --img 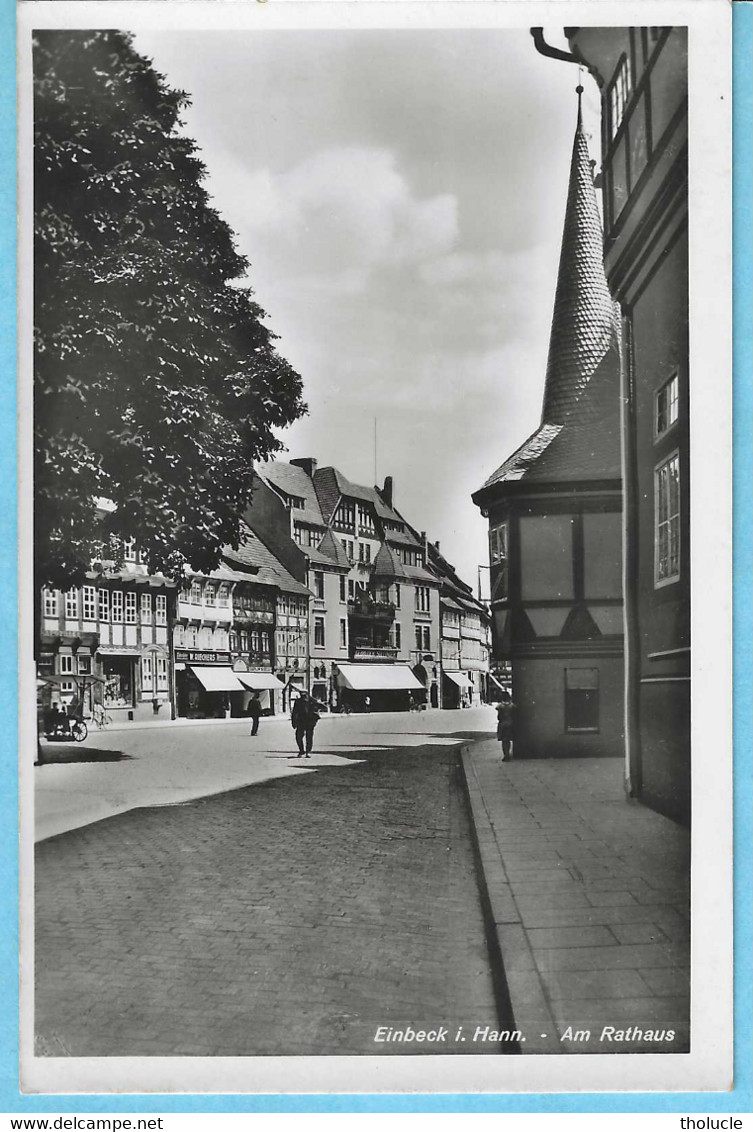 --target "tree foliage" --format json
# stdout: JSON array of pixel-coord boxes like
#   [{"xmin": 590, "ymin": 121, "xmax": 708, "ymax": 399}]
[{"xmin": 34, "ymin": 31, "xmax": 306, "ymax": 588}]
